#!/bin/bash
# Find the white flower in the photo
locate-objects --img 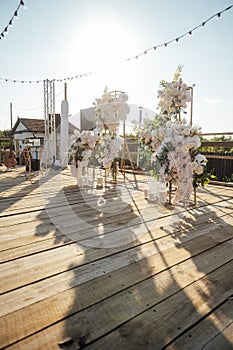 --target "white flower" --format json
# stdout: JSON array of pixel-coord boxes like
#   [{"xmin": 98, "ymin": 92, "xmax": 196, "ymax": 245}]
[
  {"xmin": 194, "ymin": 154, "xmax": 207, "ymax": 165},
  {"xmin": 94, "ymin": 87, "xmax": 130, "ymax": 132},
  {"xmin": 73, "ymin": 129, "xmax": 80, "ymax": 137},
  {"xmin": 191, "ymin": 154, "xmax": 207, "ymax": 175},
  {"xmin": 118, "ymin": 93, "xmax": 128, "ymax": 102}
]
